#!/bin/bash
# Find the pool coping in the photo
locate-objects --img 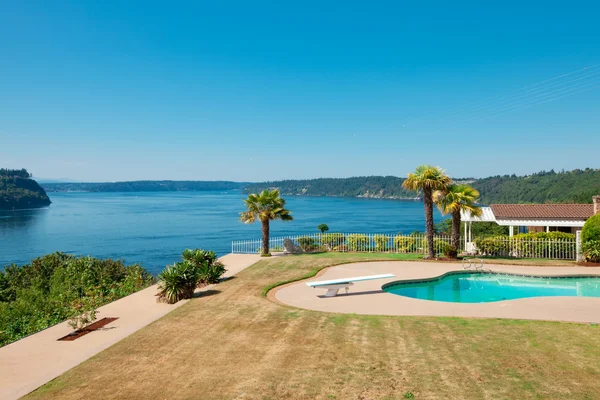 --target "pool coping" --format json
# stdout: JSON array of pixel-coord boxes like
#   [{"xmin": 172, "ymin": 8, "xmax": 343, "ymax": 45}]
[{"xmin": 381, "ymin": 269, "xmax": 600, "ymax": 289}]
